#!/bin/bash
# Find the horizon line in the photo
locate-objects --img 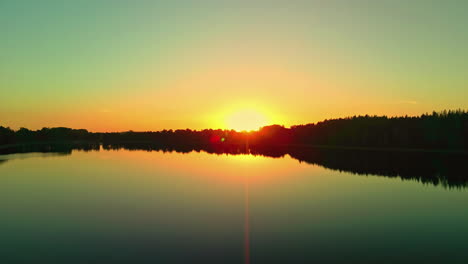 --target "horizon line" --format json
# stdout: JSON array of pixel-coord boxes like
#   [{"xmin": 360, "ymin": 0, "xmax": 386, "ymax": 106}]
[{"xmin": 2, "ymin": 109, "xmax": 466, "ymax": 133}]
